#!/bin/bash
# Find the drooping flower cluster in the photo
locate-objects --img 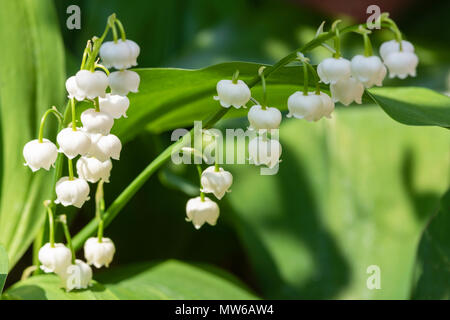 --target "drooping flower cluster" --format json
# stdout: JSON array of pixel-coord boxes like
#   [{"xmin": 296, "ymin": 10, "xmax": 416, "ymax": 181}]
[
  {"xmin": 312, "ymin": 22, "xmax": 418, "ymax": 109},
  {"xmin": 23, "ymin": 15, "xmax": 138, "ymax": 291},
  {"xmin": 21, "ymin": 13, "xmax": 419, "ymax": 292},
  {"xmin": 185, "ymin": 17, "xmax": 419, "ymax": 231}
]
